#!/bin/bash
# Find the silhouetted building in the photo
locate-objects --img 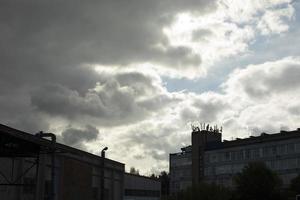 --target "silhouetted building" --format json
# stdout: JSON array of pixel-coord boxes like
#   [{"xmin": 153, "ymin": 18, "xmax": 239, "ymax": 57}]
[
  {"xmin": 170, "ymin": 127, "xmax": 300, "ymax": 194},
  {"xmin": 169, "ymin": 146, "xmax": 192, "ymax": 195},
  {"xmin": 124, "ymin": 173, "xmax": 161, "ymax": 200},
  {"xmin": 0, "ymin": 124, "xmax": 161, "ymax": 200}
]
